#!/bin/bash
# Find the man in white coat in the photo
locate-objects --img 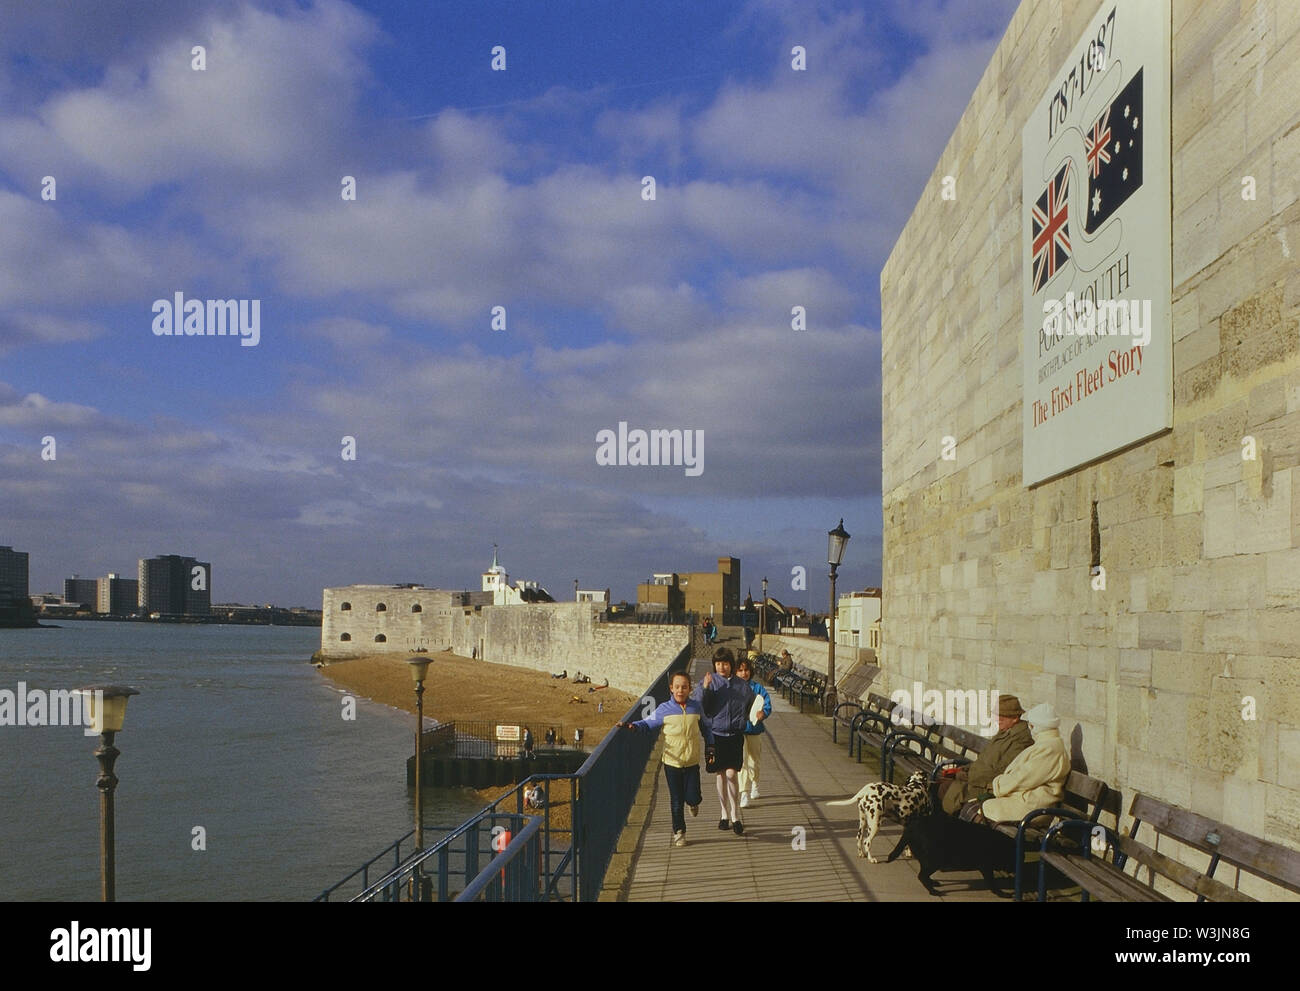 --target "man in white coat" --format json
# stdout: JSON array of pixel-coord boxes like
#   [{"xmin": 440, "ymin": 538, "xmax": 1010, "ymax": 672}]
[{"xmin": 980, "ymin": 703, "xmax": 1071, "ymax": 823}]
